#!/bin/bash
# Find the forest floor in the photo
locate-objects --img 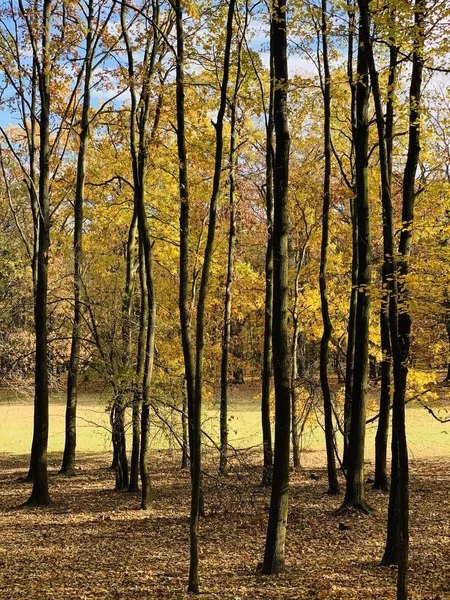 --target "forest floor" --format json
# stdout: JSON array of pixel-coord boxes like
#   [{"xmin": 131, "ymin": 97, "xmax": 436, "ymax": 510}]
[{"xmin": 0, "ymin": 448, "xmax": 449, "ymax": 600}]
